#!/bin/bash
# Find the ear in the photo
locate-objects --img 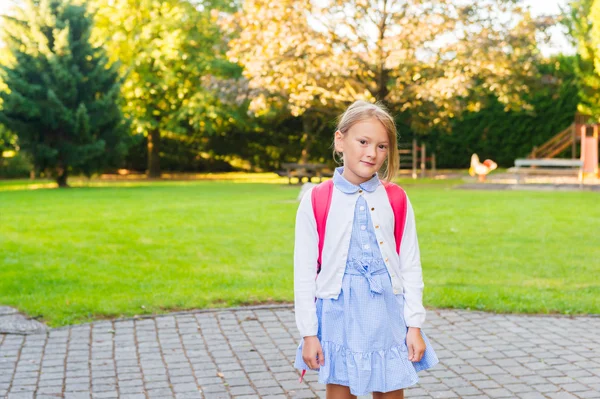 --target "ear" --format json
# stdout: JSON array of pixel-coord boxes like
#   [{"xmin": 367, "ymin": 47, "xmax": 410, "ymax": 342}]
[{"xmin": 334, "ymin": 130, "xmax": 344, "ymax": 152}]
